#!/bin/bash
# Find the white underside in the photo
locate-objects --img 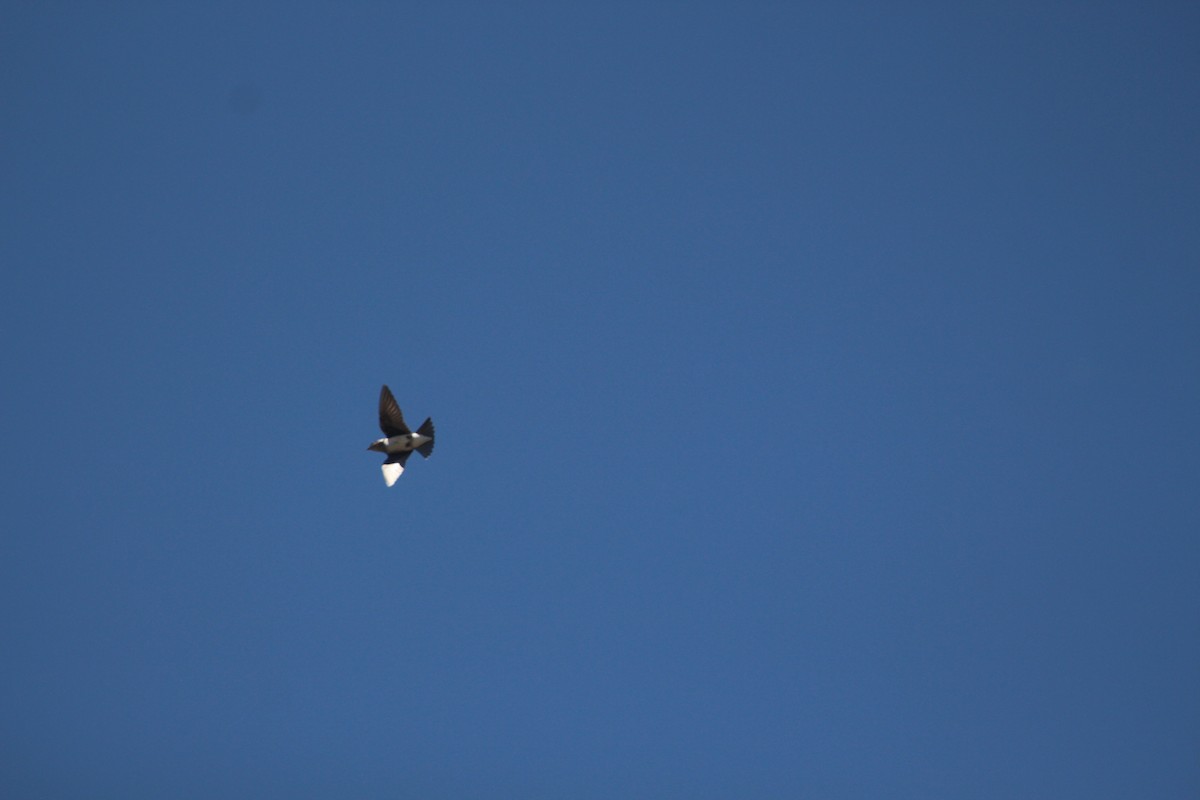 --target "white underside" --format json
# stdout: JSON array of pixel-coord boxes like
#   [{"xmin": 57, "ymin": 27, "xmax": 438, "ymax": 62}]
[
  {"xmin": 384, "ymin": 433, "xmax": 431, "ymax": 453},
  {"xmin": 381, "ymin": 462, "xmax": 404, "ymax": 486}
]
